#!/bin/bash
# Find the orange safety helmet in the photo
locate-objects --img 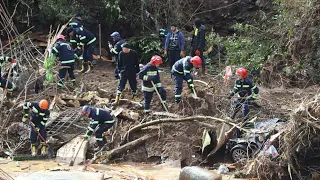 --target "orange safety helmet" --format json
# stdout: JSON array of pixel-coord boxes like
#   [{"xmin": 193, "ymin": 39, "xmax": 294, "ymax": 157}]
[
  {"xmin": 150, "ymin": 55, "xmax": 163, "ymax": 66},
  {"xmin": 56, "ymin": 35, "xmax": 66, "ymax": 41},
  {"xmin": 39, "ymin": 99, "xmax": 49, "ymax": 110},
  {"xmin": 190, "ymin": 56, "xmax": 202, "ymax": 67},
  {"xmin": 236, "ymin": 68, "xmax": 248, "ymax": 78}
]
